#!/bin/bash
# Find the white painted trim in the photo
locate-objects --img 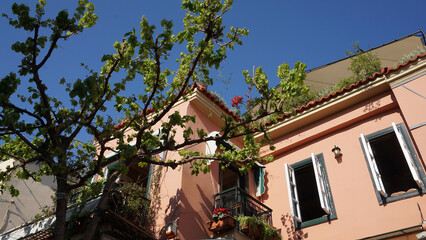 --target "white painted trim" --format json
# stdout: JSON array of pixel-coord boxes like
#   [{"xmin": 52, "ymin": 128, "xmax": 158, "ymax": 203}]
[
  {"xmin": 311, "ymin": 153, "xmax": 330, "ymax": 215},
  {"xmin": 360, "ymin": 133, "xmax": 387, "ymax": 197},
  {"xmin": 392, "ymin": 122, "xmax": 424, "ymax": 188}
]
